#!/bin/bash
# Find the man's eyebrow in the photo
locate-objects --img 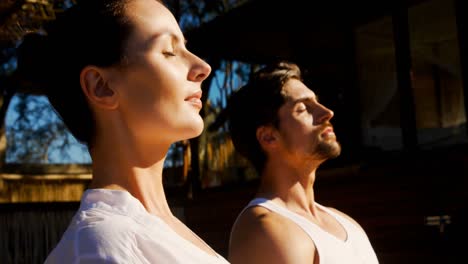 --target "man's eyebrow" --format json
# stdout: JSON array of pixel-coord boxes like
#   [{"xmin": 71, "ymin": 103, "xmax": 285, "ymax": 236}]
[{"xmin": 292, "ymin": 95, "xmax": 319, "ymax": 104}]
